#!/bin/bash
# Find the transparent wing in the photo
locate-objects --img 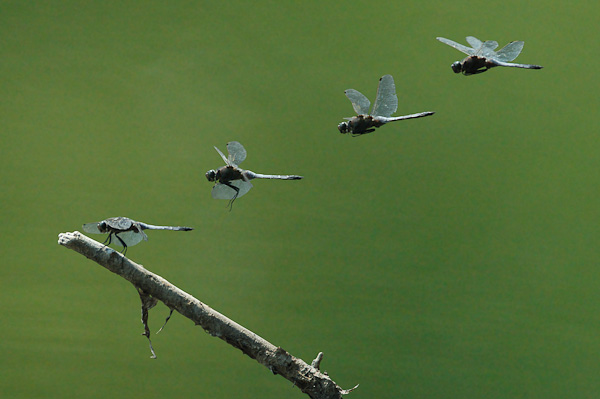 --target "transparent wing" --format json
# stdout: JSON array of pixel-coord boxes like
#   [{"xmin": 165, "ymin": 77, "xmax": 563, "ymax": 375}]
[
  {"xmin": 214, "ymin": 146, "xmax": 229, "ymax": 165},
  {"xmin": 227, "ymin": 141, "xmax": 247, "ymax": 166},
  {"xmin": 466, "ymin": 36, "xmax": 484, "ymax": 52},
  {"xmin": 494, "ymin": 41, "xmax": 524, "ymax": 62},
  {"xmin": 234, "ymin": 180, "xmax": 253, "ymax": 198},
  {"xmin": 485, "ymin": 40, "xmax": 499, "ymax": 50},
  {"xmin": 436, "ymin": 37, "xmax": 475, "ymax": 55},
  {"xmin": 344, "ymin": 89, "xmax": 371, "ymax": 115},
  {"xmin": 115, "ymin": 230, "xmax": 145, "ymax": 247},
  {"xmin": 211, "ymin": 180, "xmax": 253, "ymax": 200},
  {"xmin": 479, "ymin": 40, "xmax": 499, "ymax": 57},
  {"xmin": 82, "ymin": 222, "xmax": 102, "ymax": 234},
  {"xmin": 371, "ymin": 74, "xmax": 398, "ymax": 118}
]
